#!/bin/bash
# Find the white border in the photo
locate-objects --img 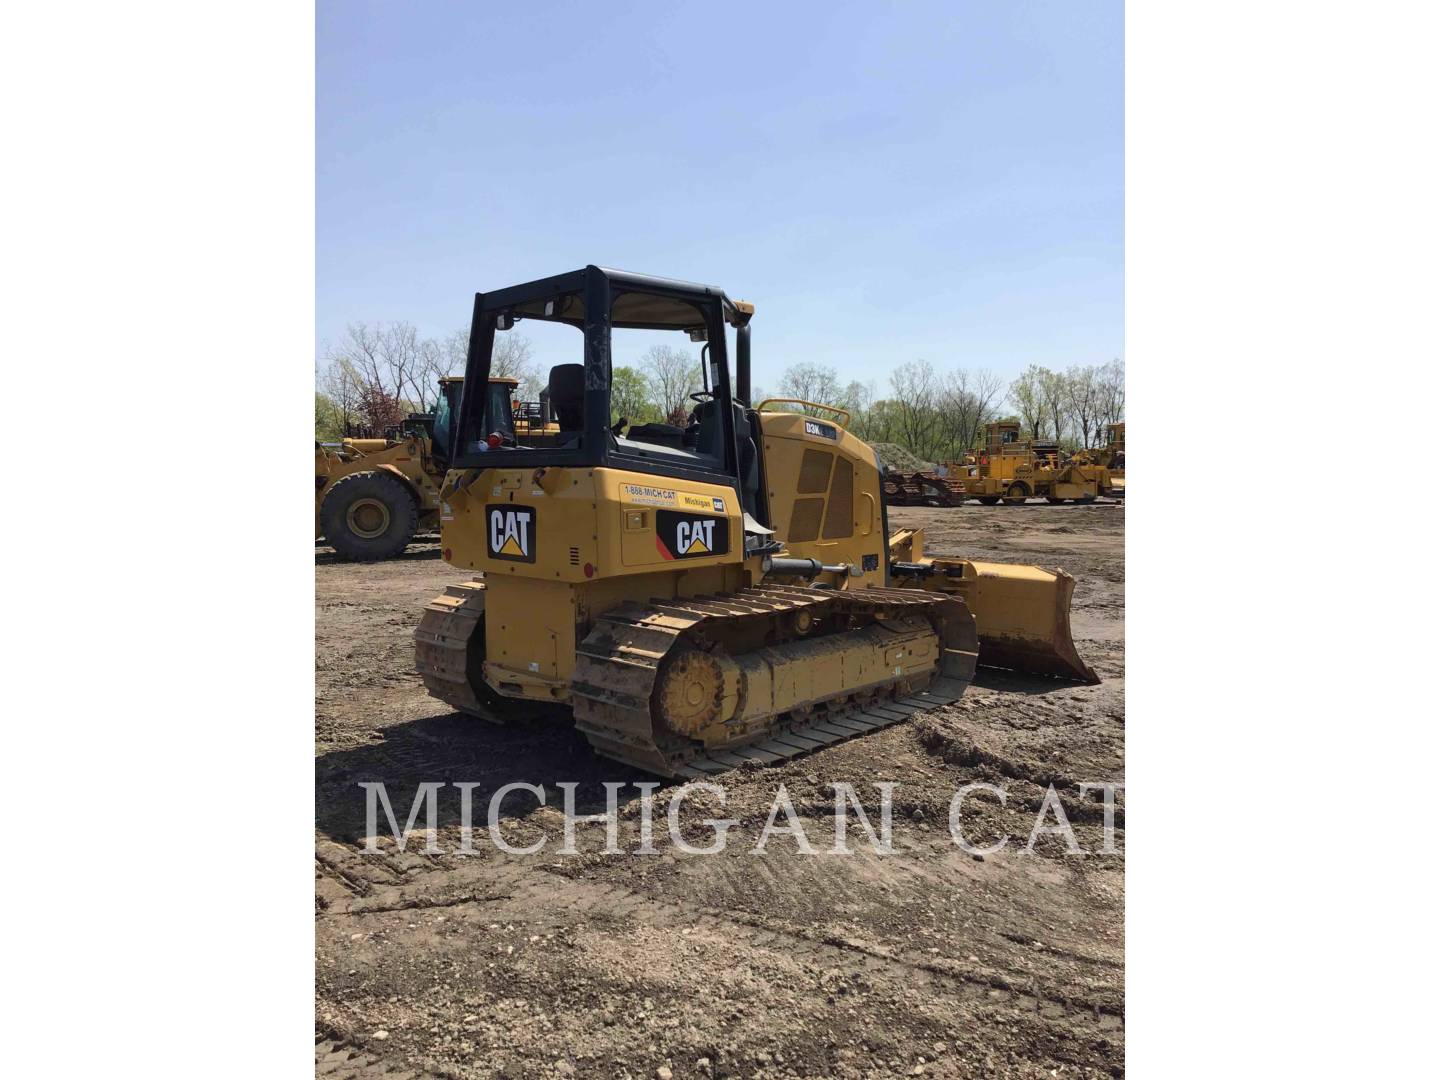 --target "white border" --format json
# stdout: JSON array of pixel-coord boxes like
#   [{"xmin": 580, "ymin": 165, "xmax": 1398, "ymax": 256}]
[
  {"xmin": 4, "ymin": 1, "xmax": 314, "ymax": 1073},
  {"xmin": 1129, "ymin": 1, "xmax": 1437, "ymax": 1073}
]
